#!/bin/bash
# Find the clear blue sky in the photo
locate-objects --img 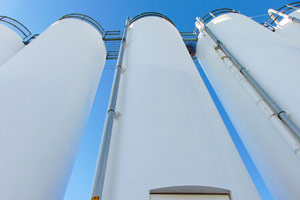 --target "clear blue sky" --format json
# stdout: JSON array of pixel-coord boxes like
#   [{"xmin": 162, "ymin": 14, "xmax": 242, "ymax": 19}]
[{"xmin": 0, "ymin": 0, "xmax": 292, "ymax": 199}]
